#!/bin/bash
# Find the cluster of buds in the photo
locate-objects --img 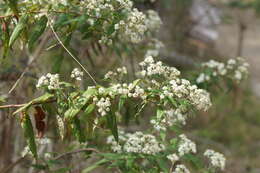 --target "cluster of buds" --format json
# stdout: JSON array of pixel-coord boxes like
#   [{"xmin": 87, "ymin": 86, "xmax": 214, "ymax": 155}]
[
  {"xmin": 36, "ymin": 73, "xmax": 60, "ymax": 90},
  {"xmin": 71, "ymin": 68, "xmax": 83, "ymax": 81}
]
